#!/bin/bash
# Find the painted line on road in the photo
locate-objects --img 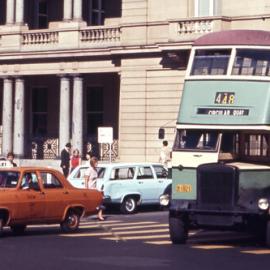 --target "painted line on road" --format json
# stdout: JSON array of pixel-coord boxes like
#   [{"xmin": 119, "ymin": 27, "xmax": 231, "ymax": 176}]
[
  {"xmin": 80, "ymin": 220, "xmax": 122, "ymax": 225},
  {"xmin": 102, "ymin": 234, "xmax": 170, "ymax": 241},
  {"xmin": 61, "ymin": 228, "xmax": 169, "ymax": 238},
  {"xmin": 241, "ymin": 250, "xmax": 270, "ymax": 255},
  {"xmin": 111, "ymin": 224, "xmax": 168, "ymax": 231},
  {"xmin": 79, "ymin": 221, "xmax": 158, "ymax": 229},
  {"xmin": 145, "ymin": 240, "xmax": 172, "ymax": 245},
  {"xmin": 191, "ymin": 245, "xmax": 234, "ymax": 250}
]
